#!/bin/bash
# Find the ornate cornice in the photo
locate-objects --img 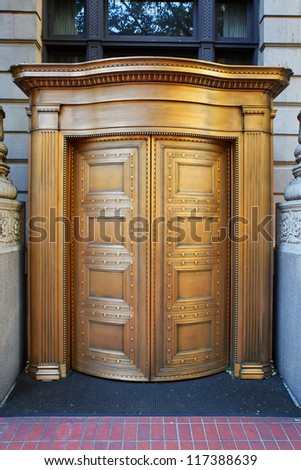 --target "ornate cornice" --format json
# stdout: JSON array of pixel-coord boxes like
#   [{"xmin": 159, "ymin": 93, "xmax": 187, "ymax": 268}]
[
  {"xmin": 36, "ymin": 105, "xmax": 61, "ymax": 113},
  {"xmin": 10, "ymin": 57, "xmax": 293, "ymax": 98},
  {"xmin": 242, "ymin": 108, "xmax": 265, "ymax": 115}
]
